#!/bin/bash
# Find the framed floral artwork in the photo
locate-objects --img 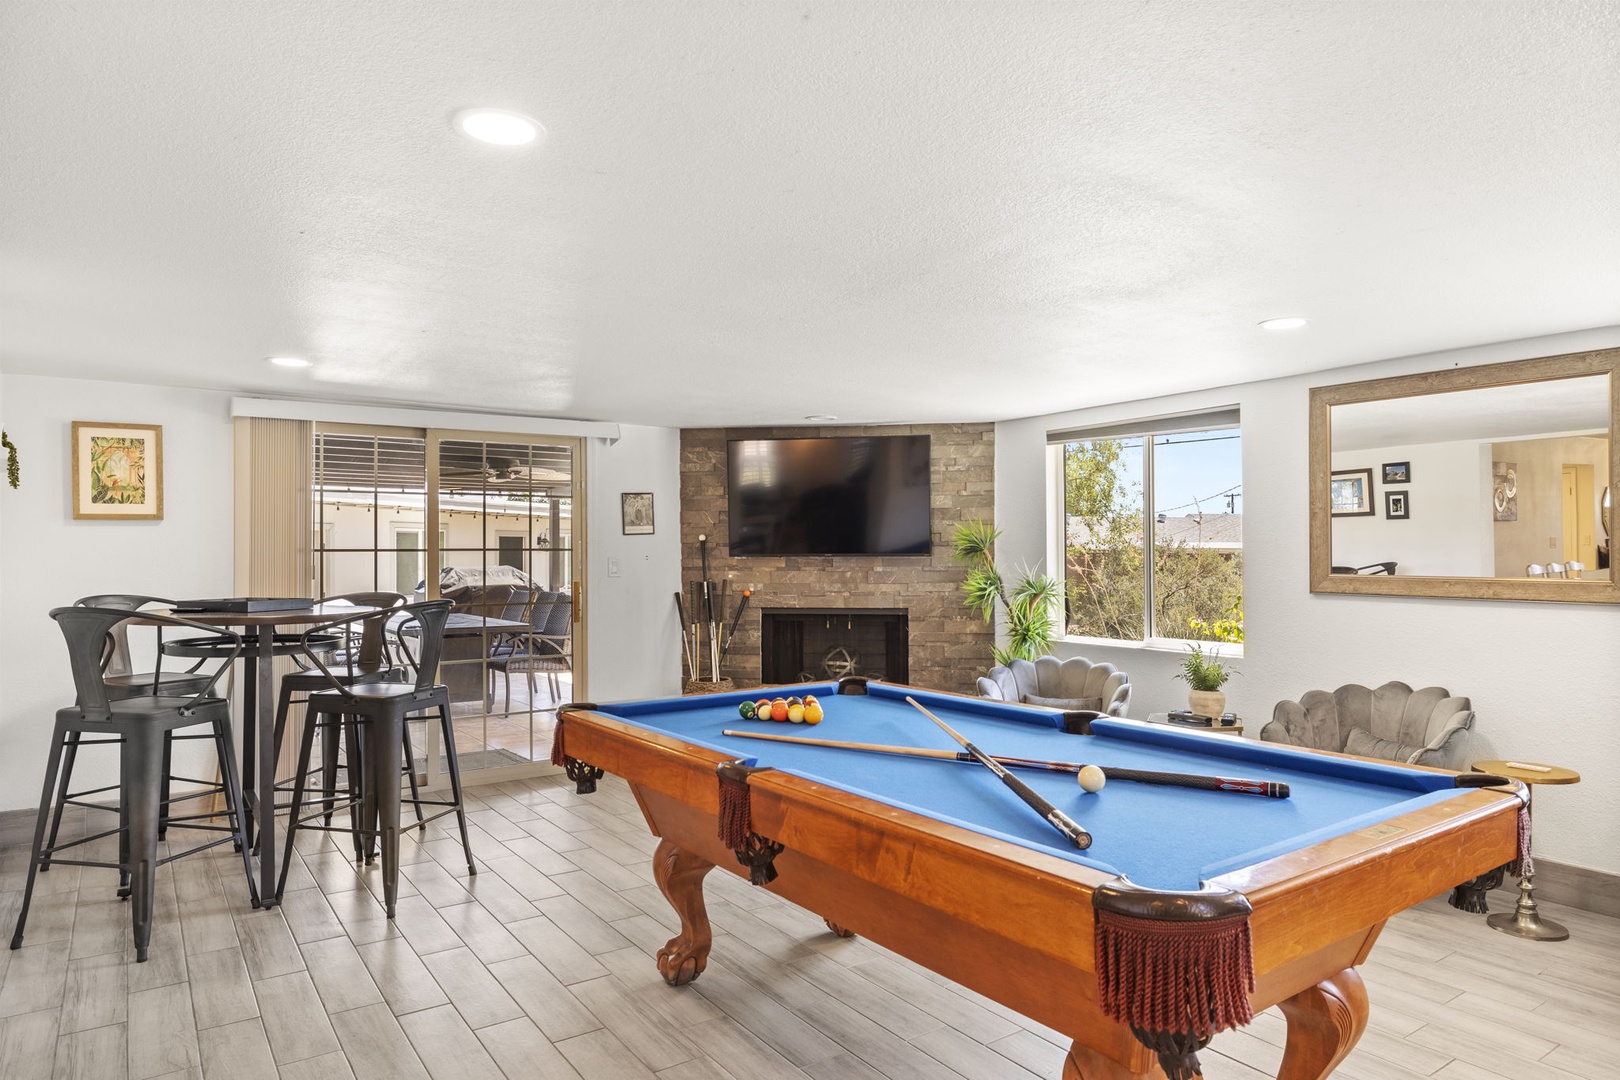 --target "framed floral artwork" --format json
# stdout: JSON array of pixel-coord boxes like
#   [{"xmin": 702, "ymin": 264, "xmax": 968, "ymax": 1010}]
[{"xmin": 72, "ymin": 421, "xmax": 163, "ymax": 520}]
